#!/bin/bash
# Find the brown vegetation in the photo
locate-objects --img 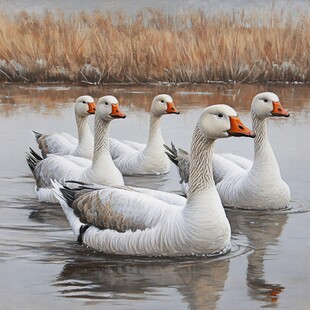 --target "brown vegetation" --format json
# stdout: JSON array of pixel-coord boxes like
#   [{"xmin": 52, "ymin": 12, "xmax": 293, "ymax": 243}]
[{"xmin": 0, "ymin": 9, "xmax": 309, "ymax": 83}]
